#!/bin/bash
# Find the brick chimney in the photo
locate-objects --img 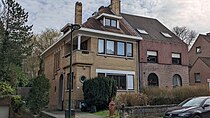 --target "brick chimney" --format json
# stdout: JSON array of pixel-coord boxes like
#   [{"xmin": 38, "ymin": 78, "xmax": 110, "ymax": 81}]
[
  {"xmin": 75, "ymin": 1, "xmax": 82, "ymax": 25},
  {"xmin": 111, "ymin": 0, "xmax": 121, "ymax": 15}
]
